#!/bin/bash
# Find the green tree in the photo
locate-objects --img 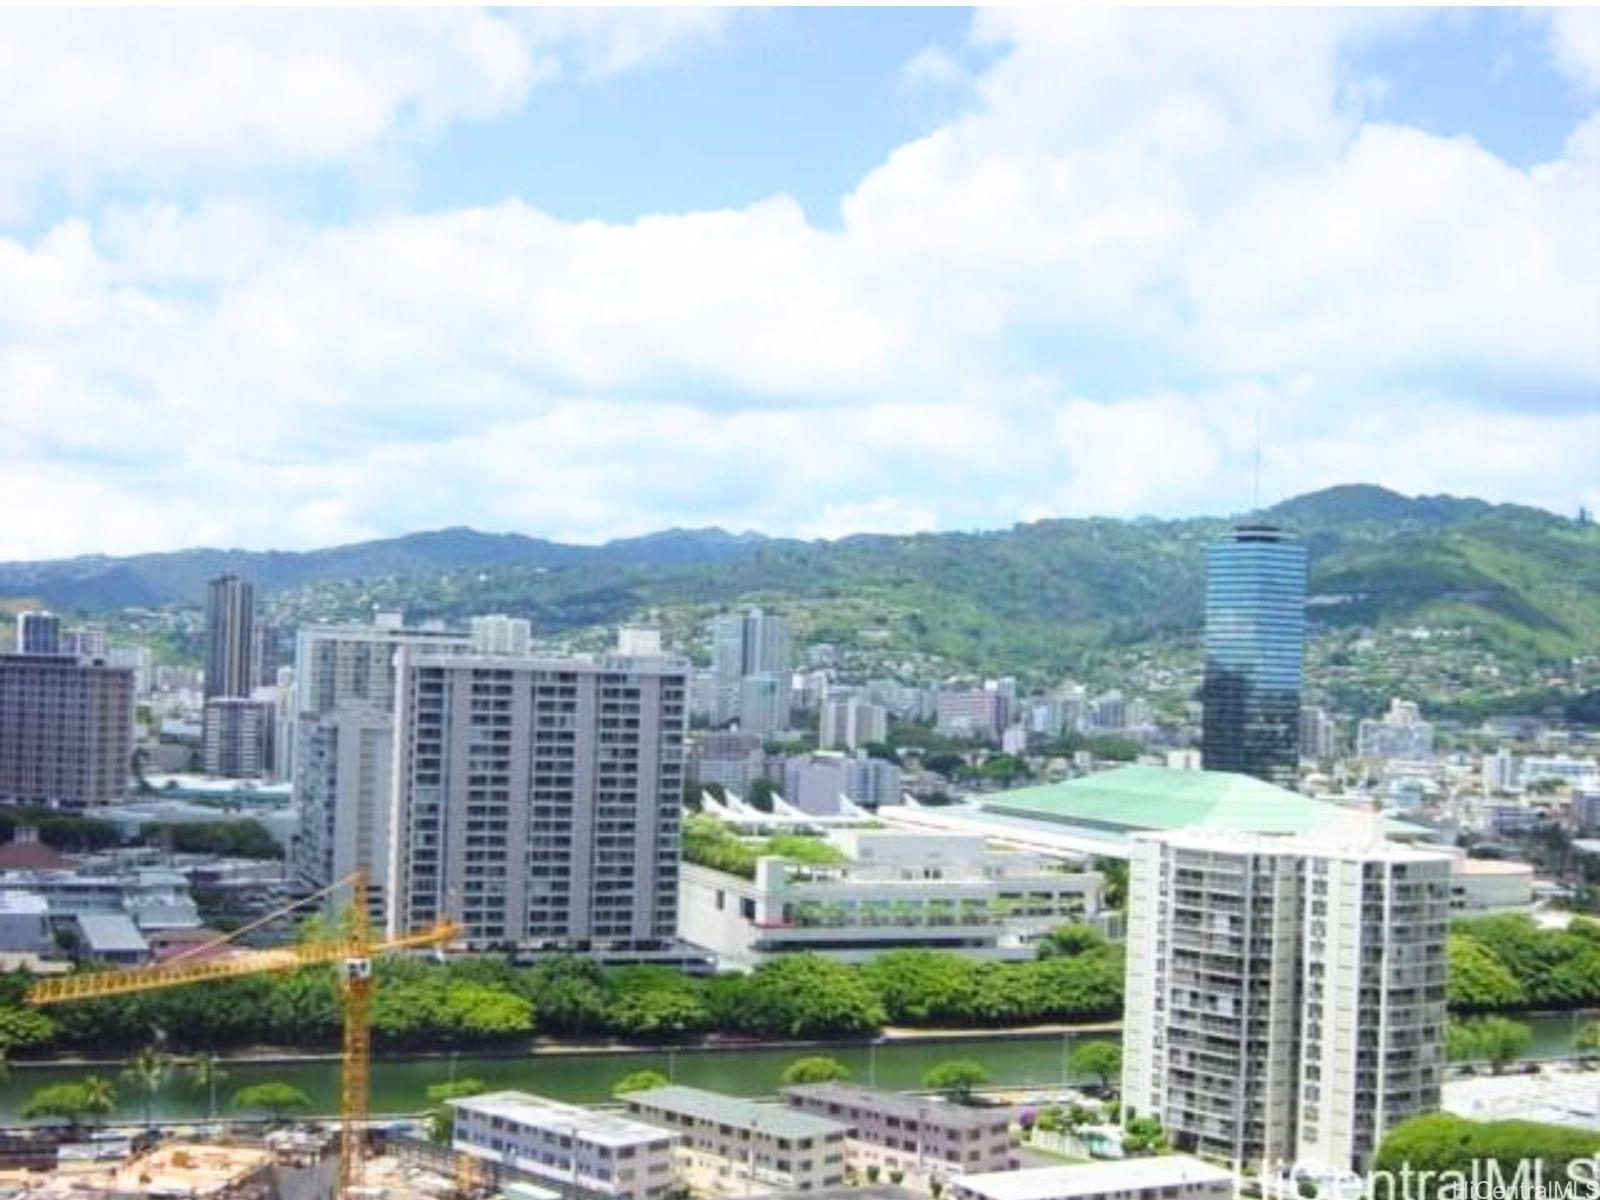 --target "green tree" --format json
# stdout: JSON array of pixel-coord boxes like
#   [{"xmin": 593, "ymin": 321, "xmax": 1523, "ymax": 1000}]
[
  {"xmin": 1450, "ymin": 1016, "xmax": 1532, "ymax": 1074},
  {"xmin": 781, "ymin": 1056, "xmax": 852, "ymax": 1086},
  {"xmin": 1375, "ymin": 1114, "xmax": 1600, "ymax": 1198},
  {"xmin": 1445, "ymin": 1020, "xmax": 1481, "ymax": 1064},
  {"xmin": 733, "ymin": 955, "xmax": 885, "ymax": 1039},
  {"xmin": 1447, "ymin": 935, "xmax": 1526, "ymax": 1011},
  {"xmin": 747, "ymin": 778, "xmax": 780, "ymax": 812},
  {"xmin": 605, "ymin": 967, "xmax": 713, "ymax": 1040},
  {"xmin": 232, "ymin": 1081, "xmax": 313, "ymax": 1123},
  {"xmin": 425, "ymin": 1077, "xmax": 487, "ymax": 1143},
  {"xmin": 23, "ymin": 1082, "xmax": 97, "ymax": 1130},
  {"xmin": 81, "ymin": 1075, "xmax": 117, "ymax": 1125},
  {"xmin": 187, "ymin": 1052, "xmax": 228, "ymax": 1120},
  {"xmin": 923, "ymin": 1059, "xmax": 990, "ymax": 1104},
  {"xmin": 1122, "ymin": 1113, "xmax": 1167, "ymax": 1156},
  {"xmin": 1068, "ymin": 1040, "xmax": 1123, "ymax": 1091},
  {"xmin": 122, "ymin": 1045, "xmax": 170, "ymax": 1128},
  {"xmin": 0, "ymin": 1005, "xmax": 57, "ymax": 1055},
  {"xmin": 1036, "ymin": 924, "xmax": 1108, "ymax": 959},
  {"xmin": 612, "ymin": 1069, "xmax": 670, "ymax": 1097},
  {"xmin": 1574, "ymin": 1021, "xmax": 1600, "ymax": 1062}
]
